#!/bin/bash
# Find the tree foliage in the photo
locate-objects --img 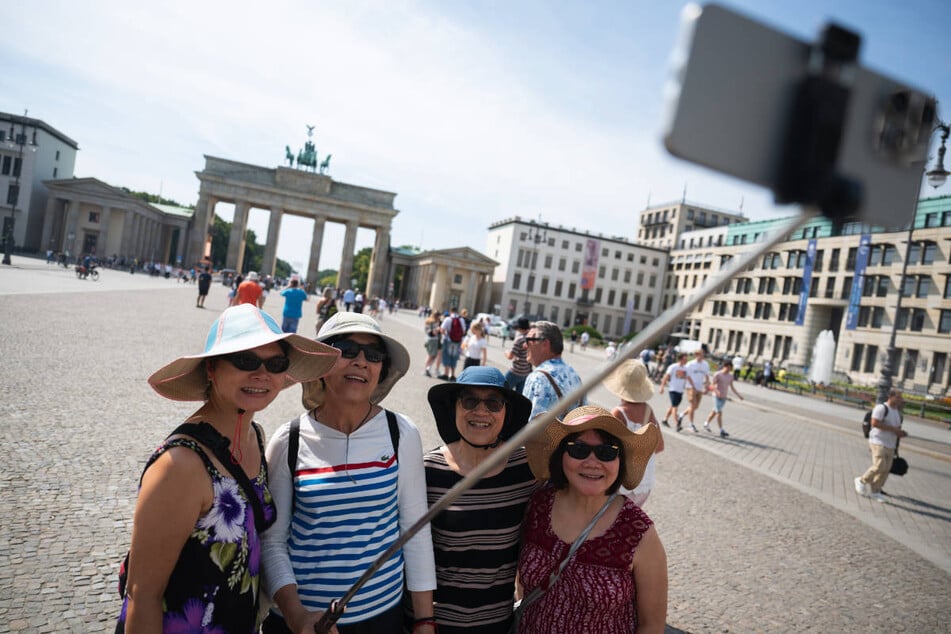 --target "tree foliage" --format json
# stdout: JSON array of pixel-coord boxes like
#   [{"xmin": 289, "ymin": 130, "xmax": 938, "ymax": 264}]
[
  {"xmin": 351, "ymin": 247, "xmax": 372, "ymax": 291},
  {"xmin": 120, "ymin": 187, "xmax": 193, "ymax": 209},
  {"xmin": 210, "ymin": 214, "xmax": 291, "ymax": 277}
]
